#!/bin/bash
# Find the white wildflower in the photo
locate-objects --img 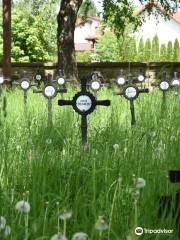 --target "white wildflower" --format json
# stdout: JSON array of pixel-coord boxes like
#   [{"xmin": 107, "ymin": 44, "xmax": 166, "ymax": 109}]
[
  {"xmin": 46, "ymin": 138, "xmax": 52, "ymax": 144},
  {"xmin": 124, "ymin": 147, "xmax": 127, "ymax": 154},
  {"xmin": 59, "ymin": 210, "xmax": 72, "ymax": 220},
  {"xmin": 15, "ymin": 200, "xmax": 30, "ymax": 213},
  {"xmin": 113, "ymin": 144, "xmax": 119, "ymax": 150},
  {"xmin": 135, "ymin": 178, "xmax": 146, "ymax": 189},
  {"xmin": 72, "ymin": 232, "xmax": 89, "ymax": 240},
  {"xmin": 16, "ymin": 145, "xmax": 22, "ymax": 152},
  {"xmin": 50, "ymin": 233, "xmax": 67, "ymax": 240},
  {"xmin": 170, "ymin": 135, "xmax": 176, "ymax": 142},
  {"xmin": 0, "ymin": 216, "xmax": 6, "ymax": 230},
  {"xmin": 4, "ymin": 225, "xmax": 11, "ymax": 237},
  {"xmin": 95, "ymin": 216, "xmax": 108, "ymax": 231},
  {"xmin": 131, "ymin": 190, "xmax": 140, "ymax": 200}
]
